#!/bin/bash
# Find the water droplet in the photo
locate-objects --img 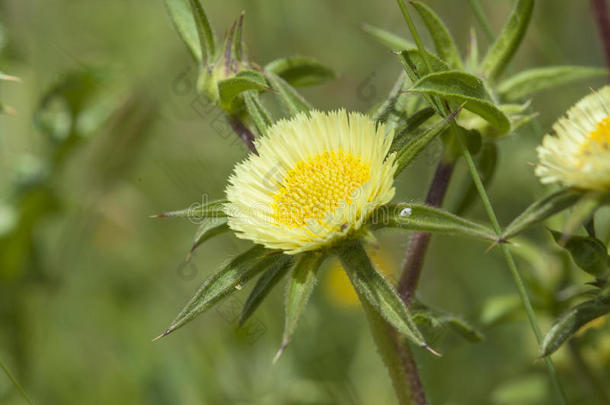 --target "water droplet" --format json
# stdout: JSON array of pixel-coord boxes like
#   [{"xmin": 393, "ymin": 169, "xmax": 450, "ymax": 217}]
[{"xmin": 400, "ymin": 207, "xmax": 412, "ymax": 217}]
